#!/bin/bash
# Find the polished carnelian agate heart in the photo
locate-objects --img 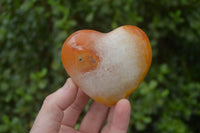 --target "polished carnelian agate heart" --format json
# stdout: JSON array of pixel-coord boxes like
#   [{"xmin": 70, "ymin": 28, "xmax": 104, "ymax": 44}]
[{"xmin": 61, "ymin": 25, "xmax": 152, "ymax": 106}]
